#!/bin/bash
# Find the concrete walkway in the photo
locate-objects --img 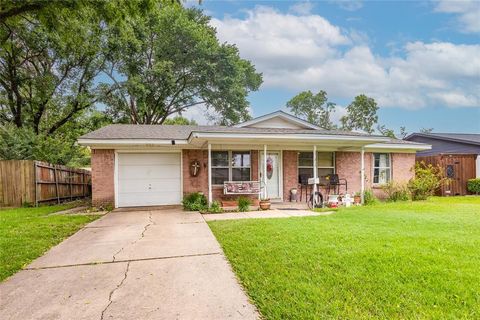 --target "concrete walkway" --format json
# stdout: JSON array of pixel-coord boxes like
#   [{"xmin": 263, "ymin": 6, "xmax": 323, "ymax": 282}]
[
  {"xmin": 203, "ymin": 209, "xmax": 333, "ymax": 221},
  {"xmin": 0, "ymin": 208, "xmax": 258, "ymax": 320}
]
